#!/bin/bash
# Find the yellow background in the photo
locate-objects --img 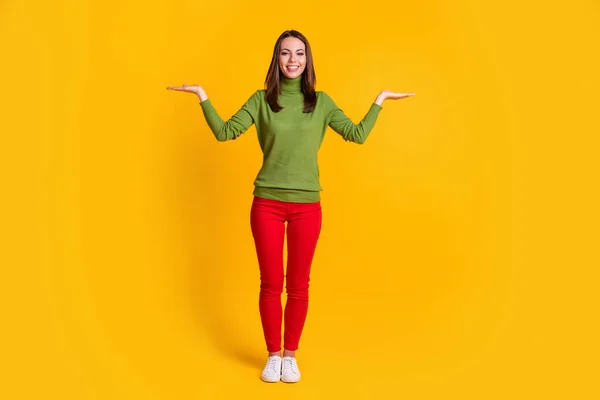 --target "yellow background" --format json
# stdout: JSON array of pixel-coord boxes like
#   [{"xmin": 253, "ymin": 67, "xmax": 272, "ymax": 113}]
[{"xmin": 2, "ymin": 0, "xmax": 599, "ymax": 398}]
